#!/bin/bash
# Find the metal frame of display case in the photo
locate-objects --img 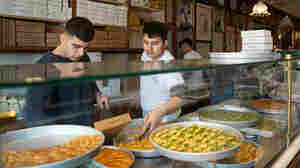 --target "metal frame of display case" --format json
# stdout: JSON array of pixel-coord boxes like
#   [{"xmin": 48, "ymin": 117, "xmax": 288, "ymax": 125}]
[{"xmin": 0, "ymin": 57, "xmax": 300, "ymax": 168}]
